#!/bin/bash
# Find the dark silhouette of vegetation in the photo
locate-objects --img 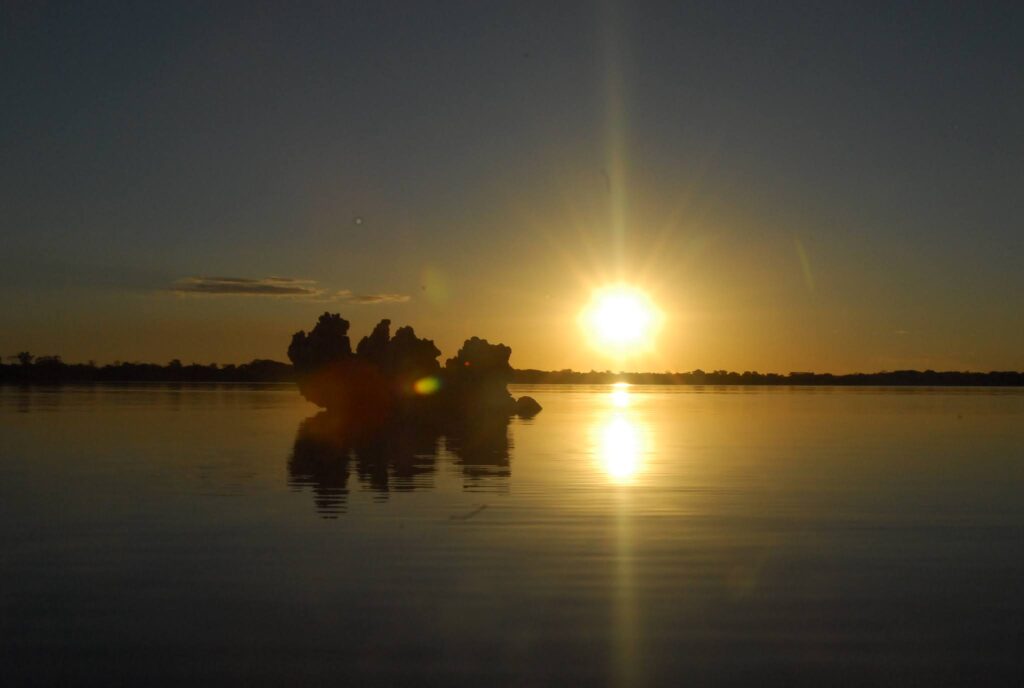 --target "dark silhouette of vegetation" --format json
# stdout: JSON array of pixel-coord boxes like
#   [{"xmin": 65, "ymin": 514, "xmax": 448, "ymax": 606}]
[
  {"xmin": 287, "ymin": 313, "xmax": 541, "ymax": 422},
  {"xmin": 2, "ymin": 347, "xmax": 1021, "ymax": 389},
  {"xmin": 511, "ymin": 368, "xmax": 1024, "ymax": 386},
  {"xmin": 0, "ymin": 355, "xmax": 293, "ymax": 384}
]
